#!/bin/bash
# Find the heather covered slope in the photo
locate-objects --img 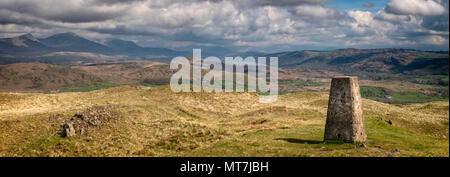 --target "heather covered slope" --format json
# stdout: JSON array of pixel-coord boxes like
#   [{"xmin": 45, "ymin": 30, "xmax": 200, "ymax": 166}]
[
  {"xmin": 0, "ymin": 86, "xmax": 448, "ymax": 157},
  {"xmin": 0, "ymin": 61, "xmax": 447, "ymax": 104},
  {"xmin": 0, "ymin": 63, "xmax": 104, "ymax": 92},
  {"xmin": 0, "ymin": 61, "xmax": 173, "ymax": 92},
  {"xmin": 268, "ymin": 49, "xmax": 449, "ymax": 75}
]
